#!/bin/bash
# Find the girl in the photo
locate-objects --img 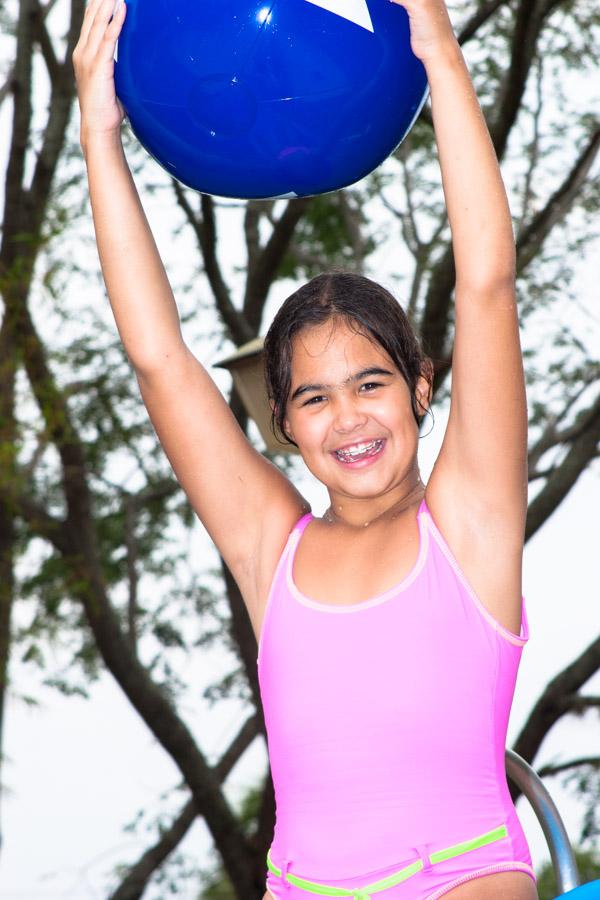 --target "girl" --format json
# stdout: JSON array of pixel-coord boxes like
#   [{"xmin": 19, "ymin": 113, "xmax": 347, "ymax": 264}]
[{"xmin": 73, "ymin": 1, "xmax": 538, "ymax": 898}]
